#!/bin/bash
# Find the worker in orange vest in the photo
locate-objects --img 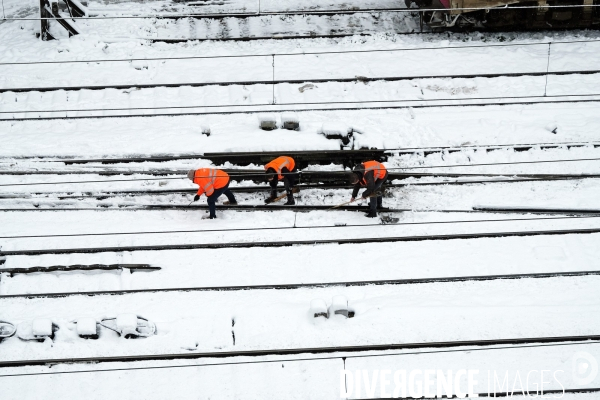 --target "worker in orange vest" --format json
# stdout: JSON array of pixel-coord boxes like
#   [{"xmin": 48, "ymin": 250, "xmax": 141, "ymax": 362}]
[
  {"xmin": 348, "ymin": 161, "xmax": 388, "ymax": 218},
  {"xmin": 187, "ymin": 168, "xmax": 237, "ymax": 219},
  {"xmin": 264, "ymin": 156, "xmax": 298, "ymax": 205}
]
